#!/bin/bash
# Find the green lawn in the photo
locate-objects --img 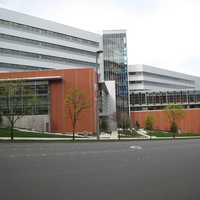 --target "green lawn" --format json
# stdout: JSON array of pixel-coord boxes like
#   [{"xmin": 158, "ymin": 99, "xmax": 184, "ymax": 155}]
[
  {"xmin": 0, "ymin": 128, "xmax": 80, "ymax": 138},
  {"xmin": 148, "ymin": 130, "xmax": 200, "ymax": 137}
]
